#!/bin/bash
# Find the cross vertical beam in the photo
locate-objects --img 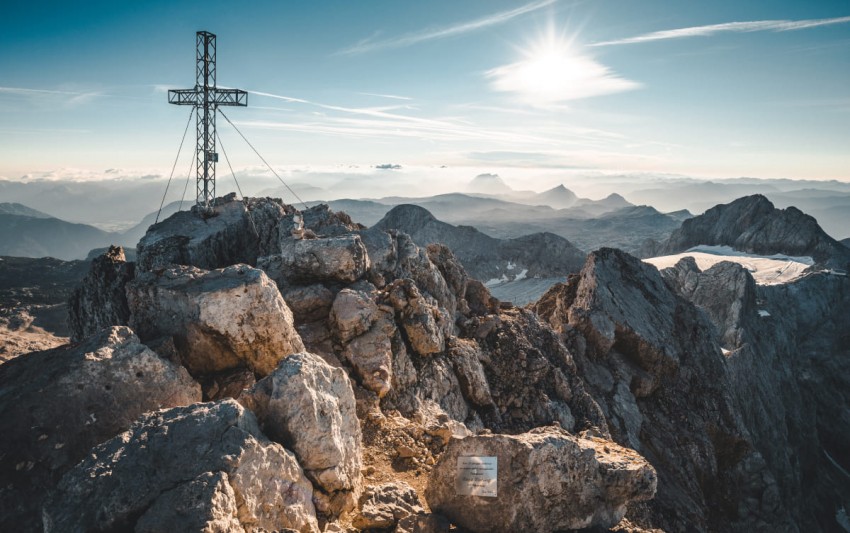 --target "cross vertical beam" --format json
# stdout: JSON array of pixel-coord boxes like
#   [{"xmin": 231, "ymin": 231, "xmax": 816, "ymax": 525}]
[{"xmin": 168, "ymin": 31, "xmax": 247, "ymax": 213}]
